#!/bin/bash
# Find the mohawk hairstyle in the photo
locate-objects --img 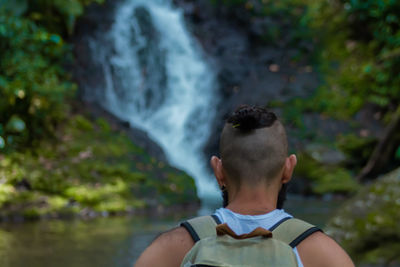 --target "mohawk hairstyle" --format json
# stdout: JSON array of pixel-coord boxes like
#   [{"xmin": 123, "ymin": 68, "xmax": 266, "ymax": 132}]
[
  {"xmin": 220, "ymin": 105, "xmax": 288, "ymax": 186},
  {"xmin": 220, "ymin": 105, "xmax": 289, "ymax": 208},
  {"xmin": 227, "ymin": 105, "xmax": 277, "ymax": 131}
]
